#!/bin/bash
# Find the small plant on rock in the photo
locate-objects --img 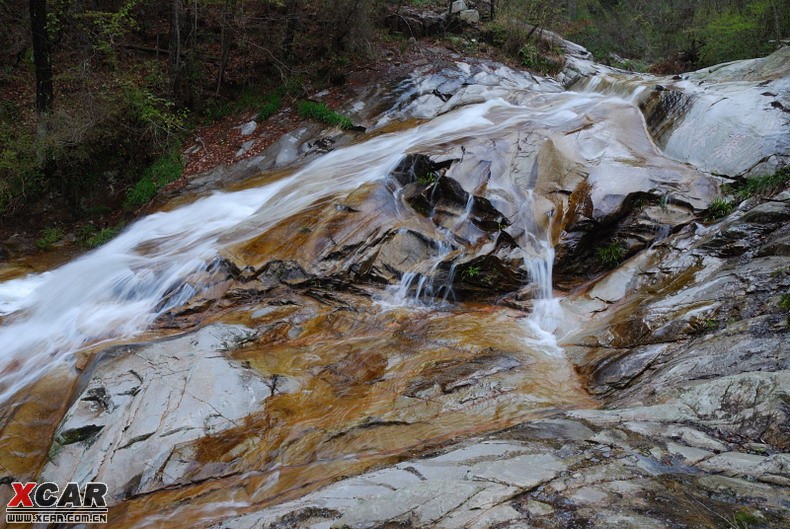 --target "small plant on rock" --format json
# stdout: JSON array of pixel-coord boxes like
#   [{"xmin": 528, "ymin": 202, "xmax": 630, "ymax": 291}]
[
  {"xmin": 597, "ymin": 242, "xmax": 626, "ymax": 268},
  {"xmin": 706, "ymin": 198, "xmax": 734, "ymax": 221},
  {"xmin": 461, "ymin": 265, "xmax": 481, "ymax": 280},
  {"xmin": 418, "ymin": 171, "xmax": 438, "ymax": 186}
]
